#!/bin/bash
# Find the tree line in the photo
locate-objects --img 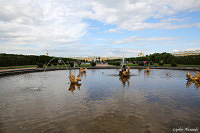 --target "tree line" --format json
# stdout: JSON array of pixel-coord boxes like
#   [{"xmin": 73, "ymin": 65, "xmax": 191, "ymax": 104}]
[
  {"xmin": 0, "ymin": 53, "xmax": 77, "ymax": 67},
  {"xmin": 115, "ymin": 52, "xmax": 200, "ymax": 66},
  {"xmin": 1, "ymin": 52, "xmax": 200, "ymax": 67},
  {"xmin": 126, "ymin": 53, "xmax": 174, "ymax": 64}
]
